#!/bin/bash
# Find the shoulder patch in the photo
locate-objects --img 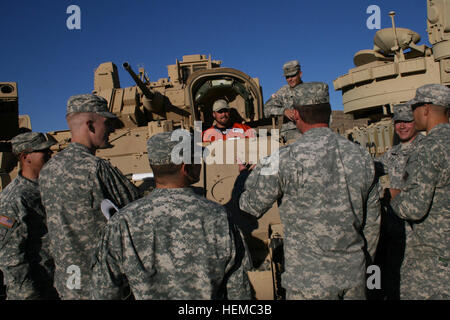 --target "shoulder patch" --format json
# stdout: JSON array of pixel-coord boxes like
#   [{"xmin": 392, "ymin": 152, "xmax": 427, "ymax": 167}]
[{"xmin": 0, "ymin": 215, "xmax": 15, "ymax": 228}]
